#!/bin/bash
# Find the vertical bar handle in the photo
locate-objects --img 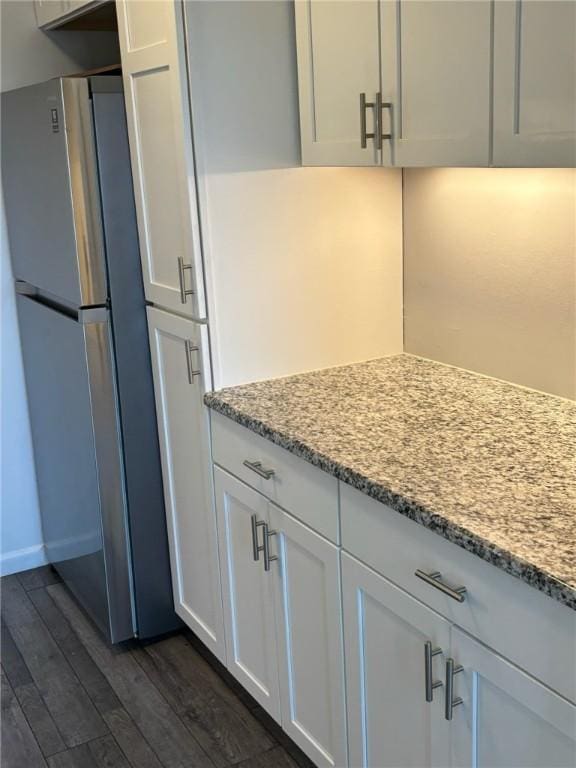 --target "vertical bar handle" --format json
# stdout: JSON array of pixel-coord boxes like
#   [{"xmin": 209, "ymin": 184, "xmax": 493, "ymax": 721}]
[
  {"xmin": 177, "ymin": 257, "xmax": 195, "ymax": 304},
  {"xmin": 445, "ymin": 658, "xmax": 464, "ymax": 720},
  {"xmin": 424, "ymin": 641, "xmax": 443, "ymax": 703},
  {"xmin": 262, "ymin": 524, "xmax": 278, "ymax": 572},
  {"xmin": 374, "ymin": 92, "xmax": 383, "ymax": 150},
  {"xmin": 379, "ymin": 97, "xmax": 393, "ymax": 142},
  {"xmin": 360, "ymin": 93, "xmax": 377, "ymax": 149},
  {"xmin": 184, "ymin": 340, "xmax": 201, "ymax": 384},
  {"xmin": 251, "ymin": 514, "xmax": 265, "ymax": 562}
]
